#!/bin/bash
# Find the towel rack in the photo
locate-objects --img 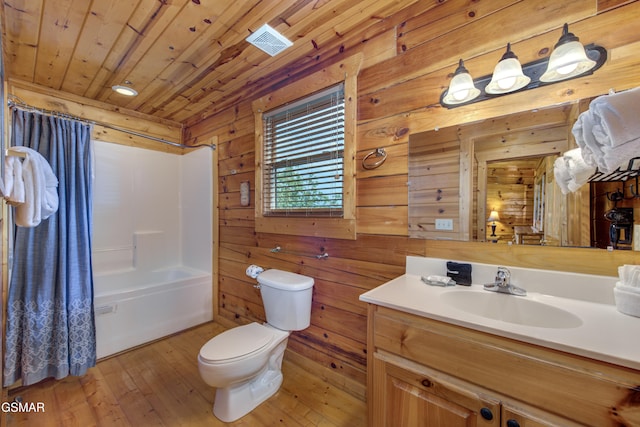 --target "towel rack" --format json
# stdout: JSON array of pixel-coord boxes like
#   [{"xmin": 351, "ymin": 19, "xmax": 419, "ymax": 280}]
[
  {"xmin": 270, "ymin": 245, "xmax": 329, "ymax": 259},
  {"xmin": 5, "ymin": 148, "xmax": 26, "ymax": 158},
  {"xmin": 588, "ymin": 157, "xmax": 640, "ymax": 182}
]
